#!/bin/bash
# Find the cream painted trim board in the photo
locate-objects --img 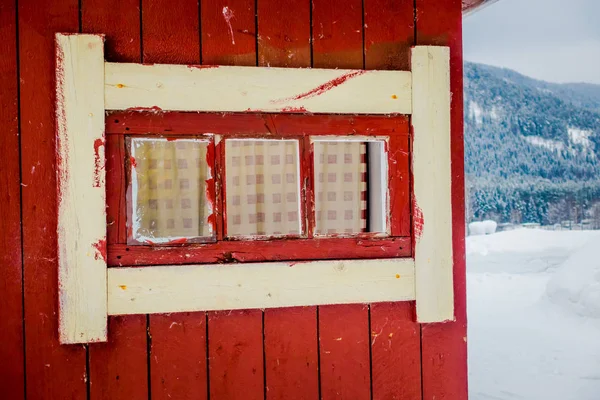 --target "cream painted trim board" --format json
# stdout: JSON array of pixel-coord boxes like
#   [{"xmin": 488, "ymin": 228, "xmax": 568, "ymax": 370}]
[
  {"xmin": 108, "ymin": 259, "xmax": 416, "ymax": 315},
  {"xmin": 104, "ymin": 63, "xmax": 412, "ymax": 114},
  {"xmin": 411, "ymin": 46, "xmax": 455, "ymax": 323},
  {"xmin": 56, "ymin": 33, "xmax": 108, "ymax": 344}
]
